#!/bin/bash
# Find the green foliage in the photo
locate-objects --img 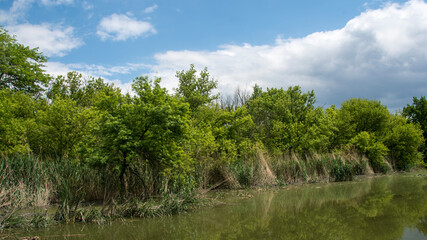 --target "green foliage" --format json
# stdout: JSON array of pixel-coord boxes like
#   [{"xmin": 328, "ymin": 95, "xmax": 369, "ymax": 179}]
[
  {"xmin": 47, "ymin": 71, "xmax": 85, "ymax": 102},
  {"xmin": 230, "ymin": 157, "xmax": 255, "ymax": 186},
  {"xmin": 0, "ymin": 155, "xmax": 104, "ymax": 209},
  {"xmin": 175, "ymin": 64, "xmax": 218, "ymax": 110},
  {"xmin": 48, "ymin": 71, "xmax": 121, "ymax": 109},
  {"xmin": 0, "ymin": 89, "xmax": 37, "ymax": 154},
  {"xmin": 212, "ymin": 106, "xmax": 255, "ymax": 163},
  {"xmin": 0, "ymin": 27, "xmax": 50, "ymax": 95},
  {"xmin": 384, "ymin": 115, "xmax": 424, "ymax": 170},
  {"xmin": 95, "ymin": 76, "xmax": 192, "ymax": 193},
  {"xmin": 335, "ymin": 98, "xmax": 391, "ymax": 145},
  {"xmin": 350, "ymin": 132, "xmax": 390, "ymax": 173},
  {"xmin": 186, "ymin": 116, "xmax": 218, "ymax": 164},
  {"xmin": 330, "ymin": 160, "xmax": 354, "ymax": 182},
  {"xmin": 33, "ymin": 97, "xmax": 100, "ymax": 159},
  {"xmin": 247, "ymin": 86, "xmax": 332, "ymax": 151},
  {"xmin": 403, "ymin": 96, "xmax": 427, "ymax": 163},
  {"xmin": 403, "ymin": 96, "xmax": 427, "ymax": 135}
]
